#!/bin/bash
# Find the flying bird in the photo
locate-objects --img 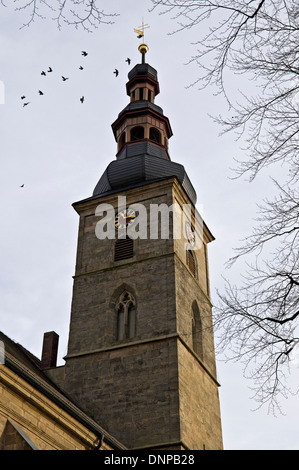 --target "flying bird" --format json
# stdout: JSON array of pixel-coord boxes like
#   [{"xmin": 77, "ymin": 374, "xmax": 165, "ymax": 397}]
[
  {"xmin": 47, "ymin": 67, "xmax": 53, "ymax": 72},
  {"xmin": 62, "ymin": 76, "xmax": 69, "ymax": 81},
  {"xmin": 21, "ymin": 96, "xmax": 25, "ymax": 100},
  {"xmin": 81, "ymin": 51, "xmax": 88, "ymax": 56},
  {"xmin": 114, "ymin": 69, "xmax": 119, "ymax": 77},
  {"xmin": 79, "ymin": 66, "xmax": 84, "ymax": 70},
  {"xmin": 23, "ymin": 102, "xmax": 30, "ymax": 107},
  {"xmin": 20, "ymin": 184, "xmax": 24, "ymax": 188},
  {"xmin": 41, "ymin": 71, "xmax": 46, "ymax": 76},
  {"xmin": 38, "ymin": 90, "xmax": 44, "ymax": 95},
  {"xmin": 126, "ymin": 58, "xmax": 131, "ymax": 65},
  {"xmin": 80, "ymin": 96, "xmax": 84, "ymax": 103}
]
